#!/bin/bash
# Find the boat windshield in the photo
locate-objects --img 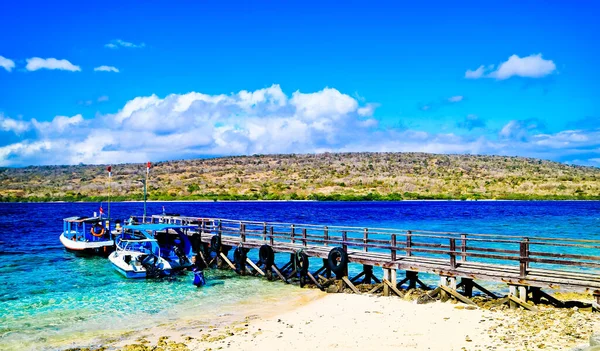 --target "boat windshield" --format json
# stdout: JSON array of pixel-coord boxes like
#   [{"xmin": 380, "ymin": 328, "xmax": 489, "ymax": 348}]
[{"xmin": 116, "ymin": 228, "xmax": 161, "ymax": 255}]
